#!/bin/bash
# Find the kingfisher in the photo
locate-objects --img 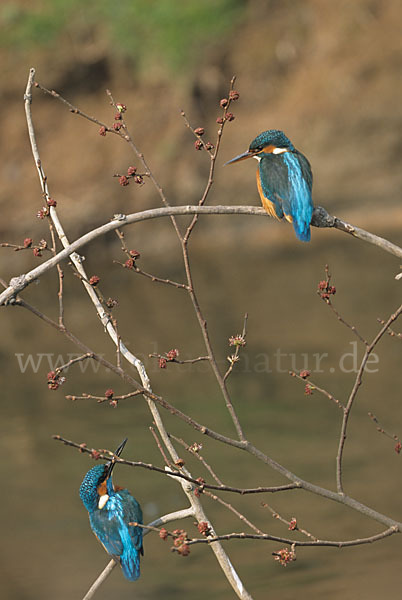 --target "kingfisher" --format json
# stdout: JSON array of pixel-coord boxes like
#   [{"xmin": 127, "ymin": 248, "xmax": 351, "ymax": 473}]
[
  {"xmin": 225, "ymin": 129, "xmax": 314, "ymax": 241},
  {"xmin": 79, "ymin": 438, "xmax": 143, "ymax": 581}
]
